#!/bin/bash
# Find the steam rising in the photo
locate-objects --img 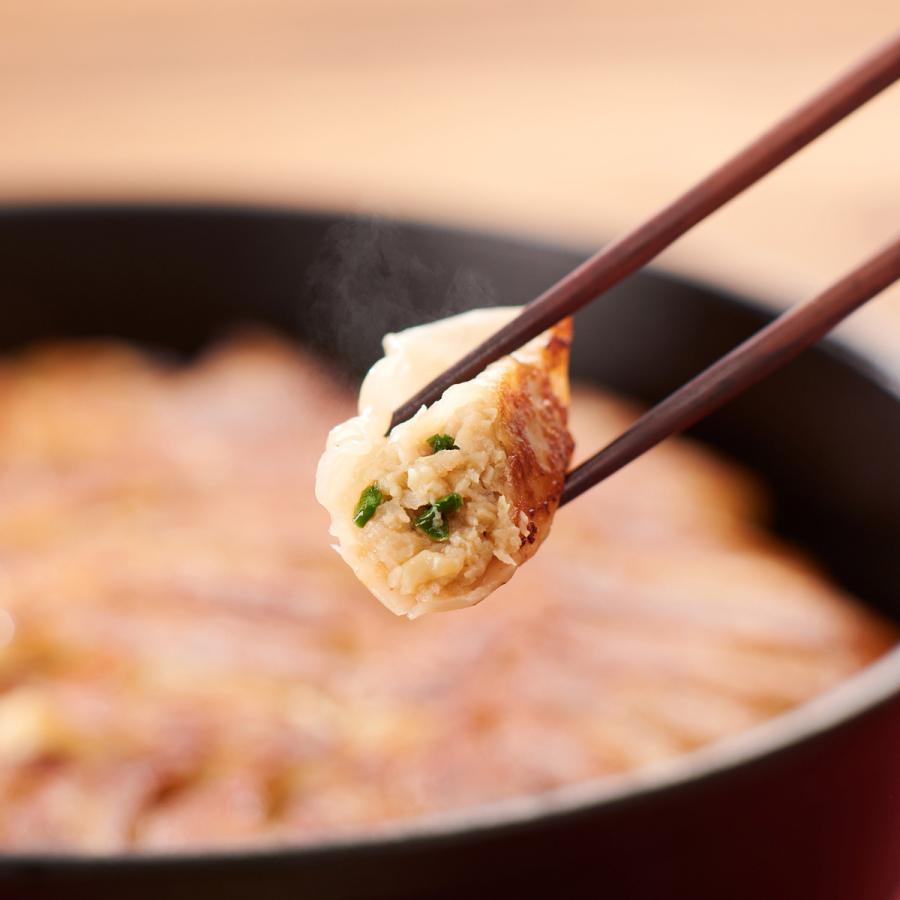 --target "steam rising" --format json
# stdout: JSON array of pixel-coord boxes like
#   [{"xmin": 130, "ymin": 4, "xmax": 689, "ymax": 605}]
[{"xmin": 303, "ymin": 218, "xmax": 496, "ymax": 376}]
